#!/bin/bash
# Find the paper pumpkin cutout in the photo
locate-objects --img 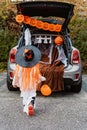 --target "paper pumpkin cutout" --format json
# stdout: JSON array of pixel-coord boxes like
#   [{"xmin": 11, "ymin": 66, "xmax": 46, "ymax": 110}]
[
  {"xmin": 36, "ymin": 20, "xmax": 43, "ymax": 29},
  {"xmin": 24, "ymin": 16, "xmax": 31, "ymax": 24},
  {"xmin": 16, "ymin": 14, "xmax": 24, "ymax": 23}
]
